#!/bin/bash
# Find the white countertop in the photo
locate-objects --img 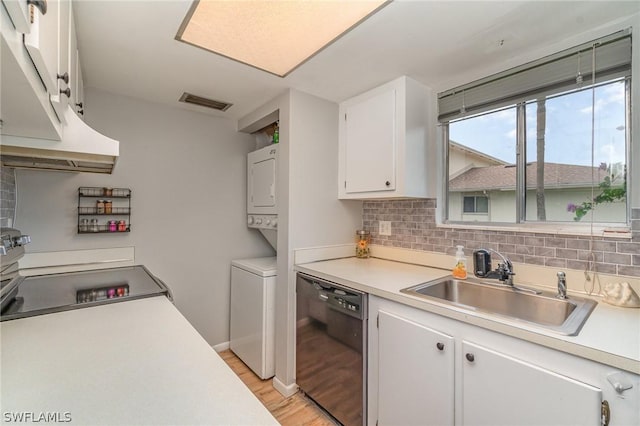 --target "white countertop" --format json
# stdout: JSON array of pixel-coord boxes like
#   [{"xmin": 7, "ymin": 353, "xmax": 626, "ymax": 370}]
[
  {"xmin": 296, "ymin": 257, "xmax": 640, "ymax": 374},
  {"xmin": 0, "ymin": 297, "xmax": 279, "ymax": 426}
]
